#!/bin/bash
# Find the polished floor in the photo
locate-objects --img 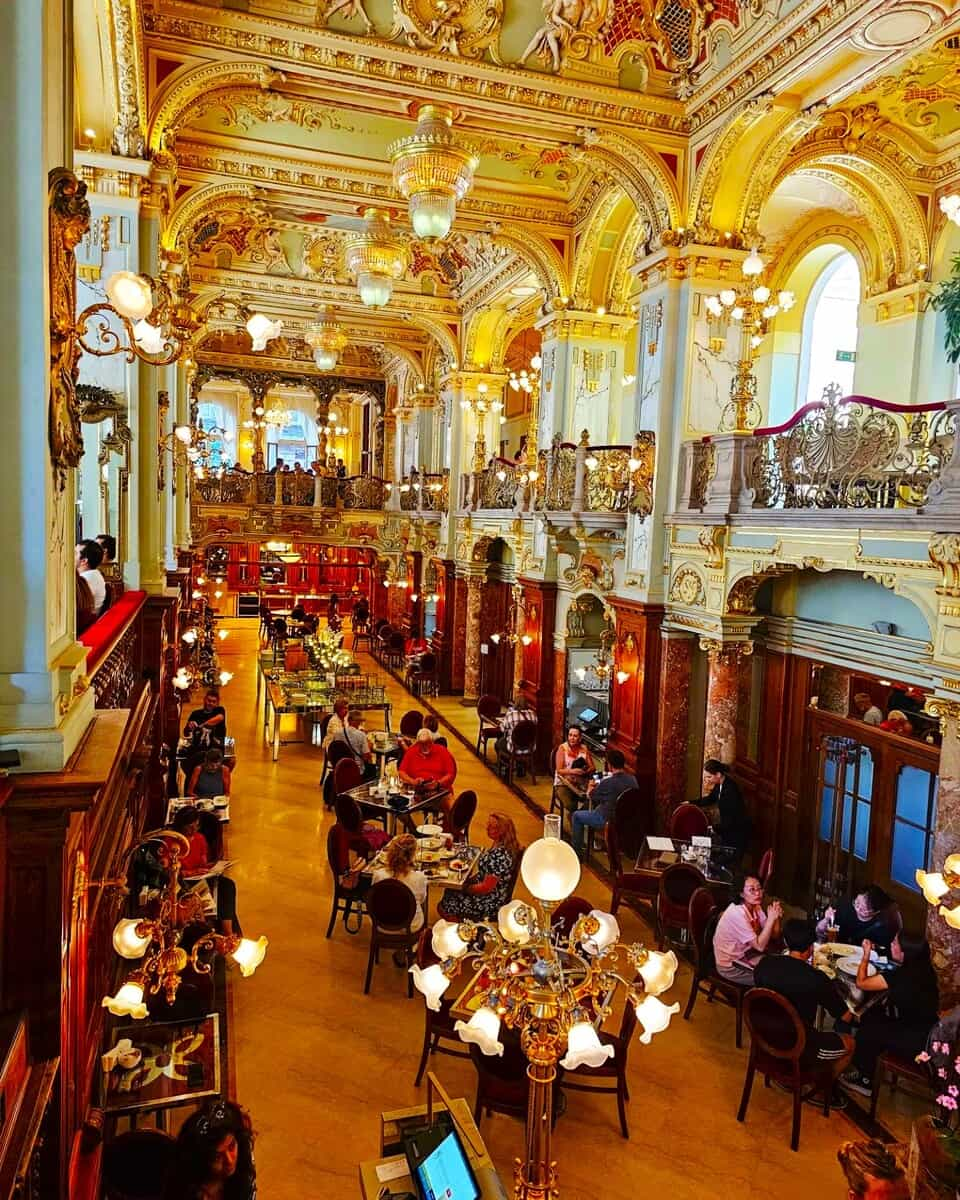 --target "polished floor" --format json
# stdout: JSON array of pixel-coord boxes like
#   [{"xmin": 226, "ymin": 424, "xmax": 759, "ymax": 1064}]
[{"xmin": 216, "ymin": 622, "xmax": 910, "ymax": 1198}]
